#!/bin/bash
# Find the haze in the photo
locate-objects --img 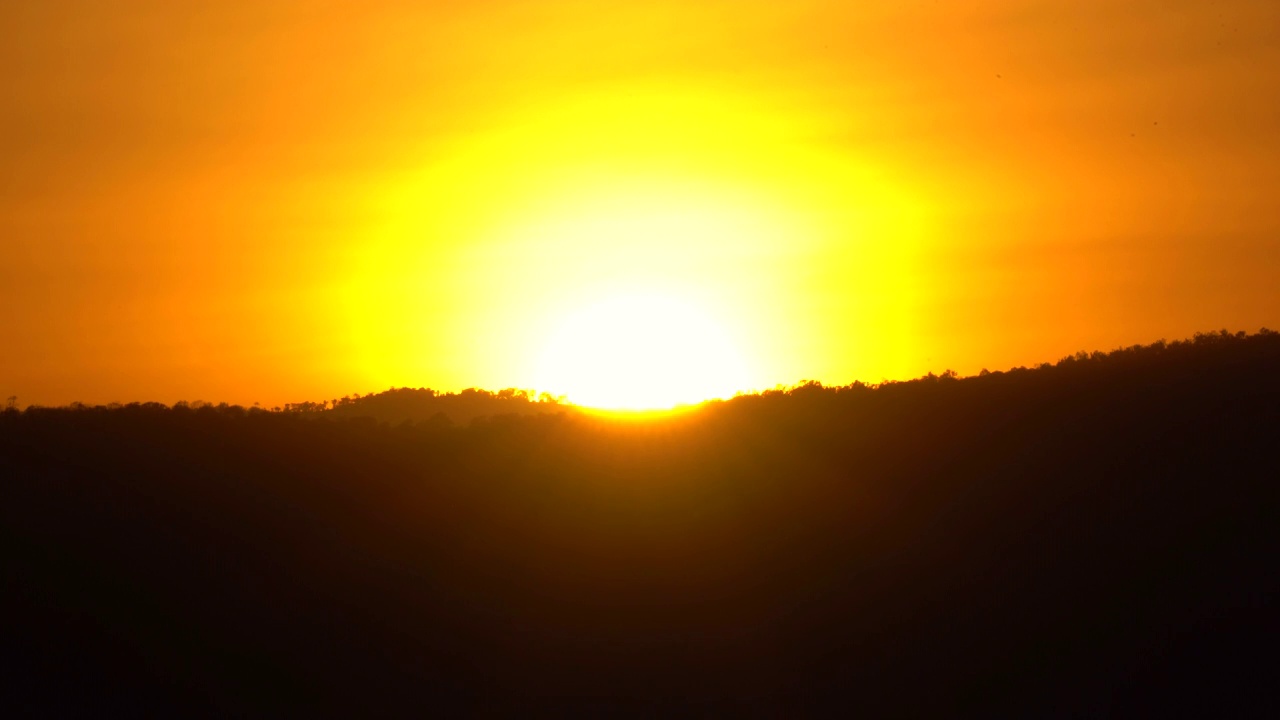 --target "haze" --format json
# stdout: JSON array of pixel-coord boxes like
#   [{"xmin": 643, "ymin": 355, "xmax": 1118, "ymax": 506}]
[{"xmin": 4, "ymin": 0, "xmax": 1278, "ymax": 407}]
